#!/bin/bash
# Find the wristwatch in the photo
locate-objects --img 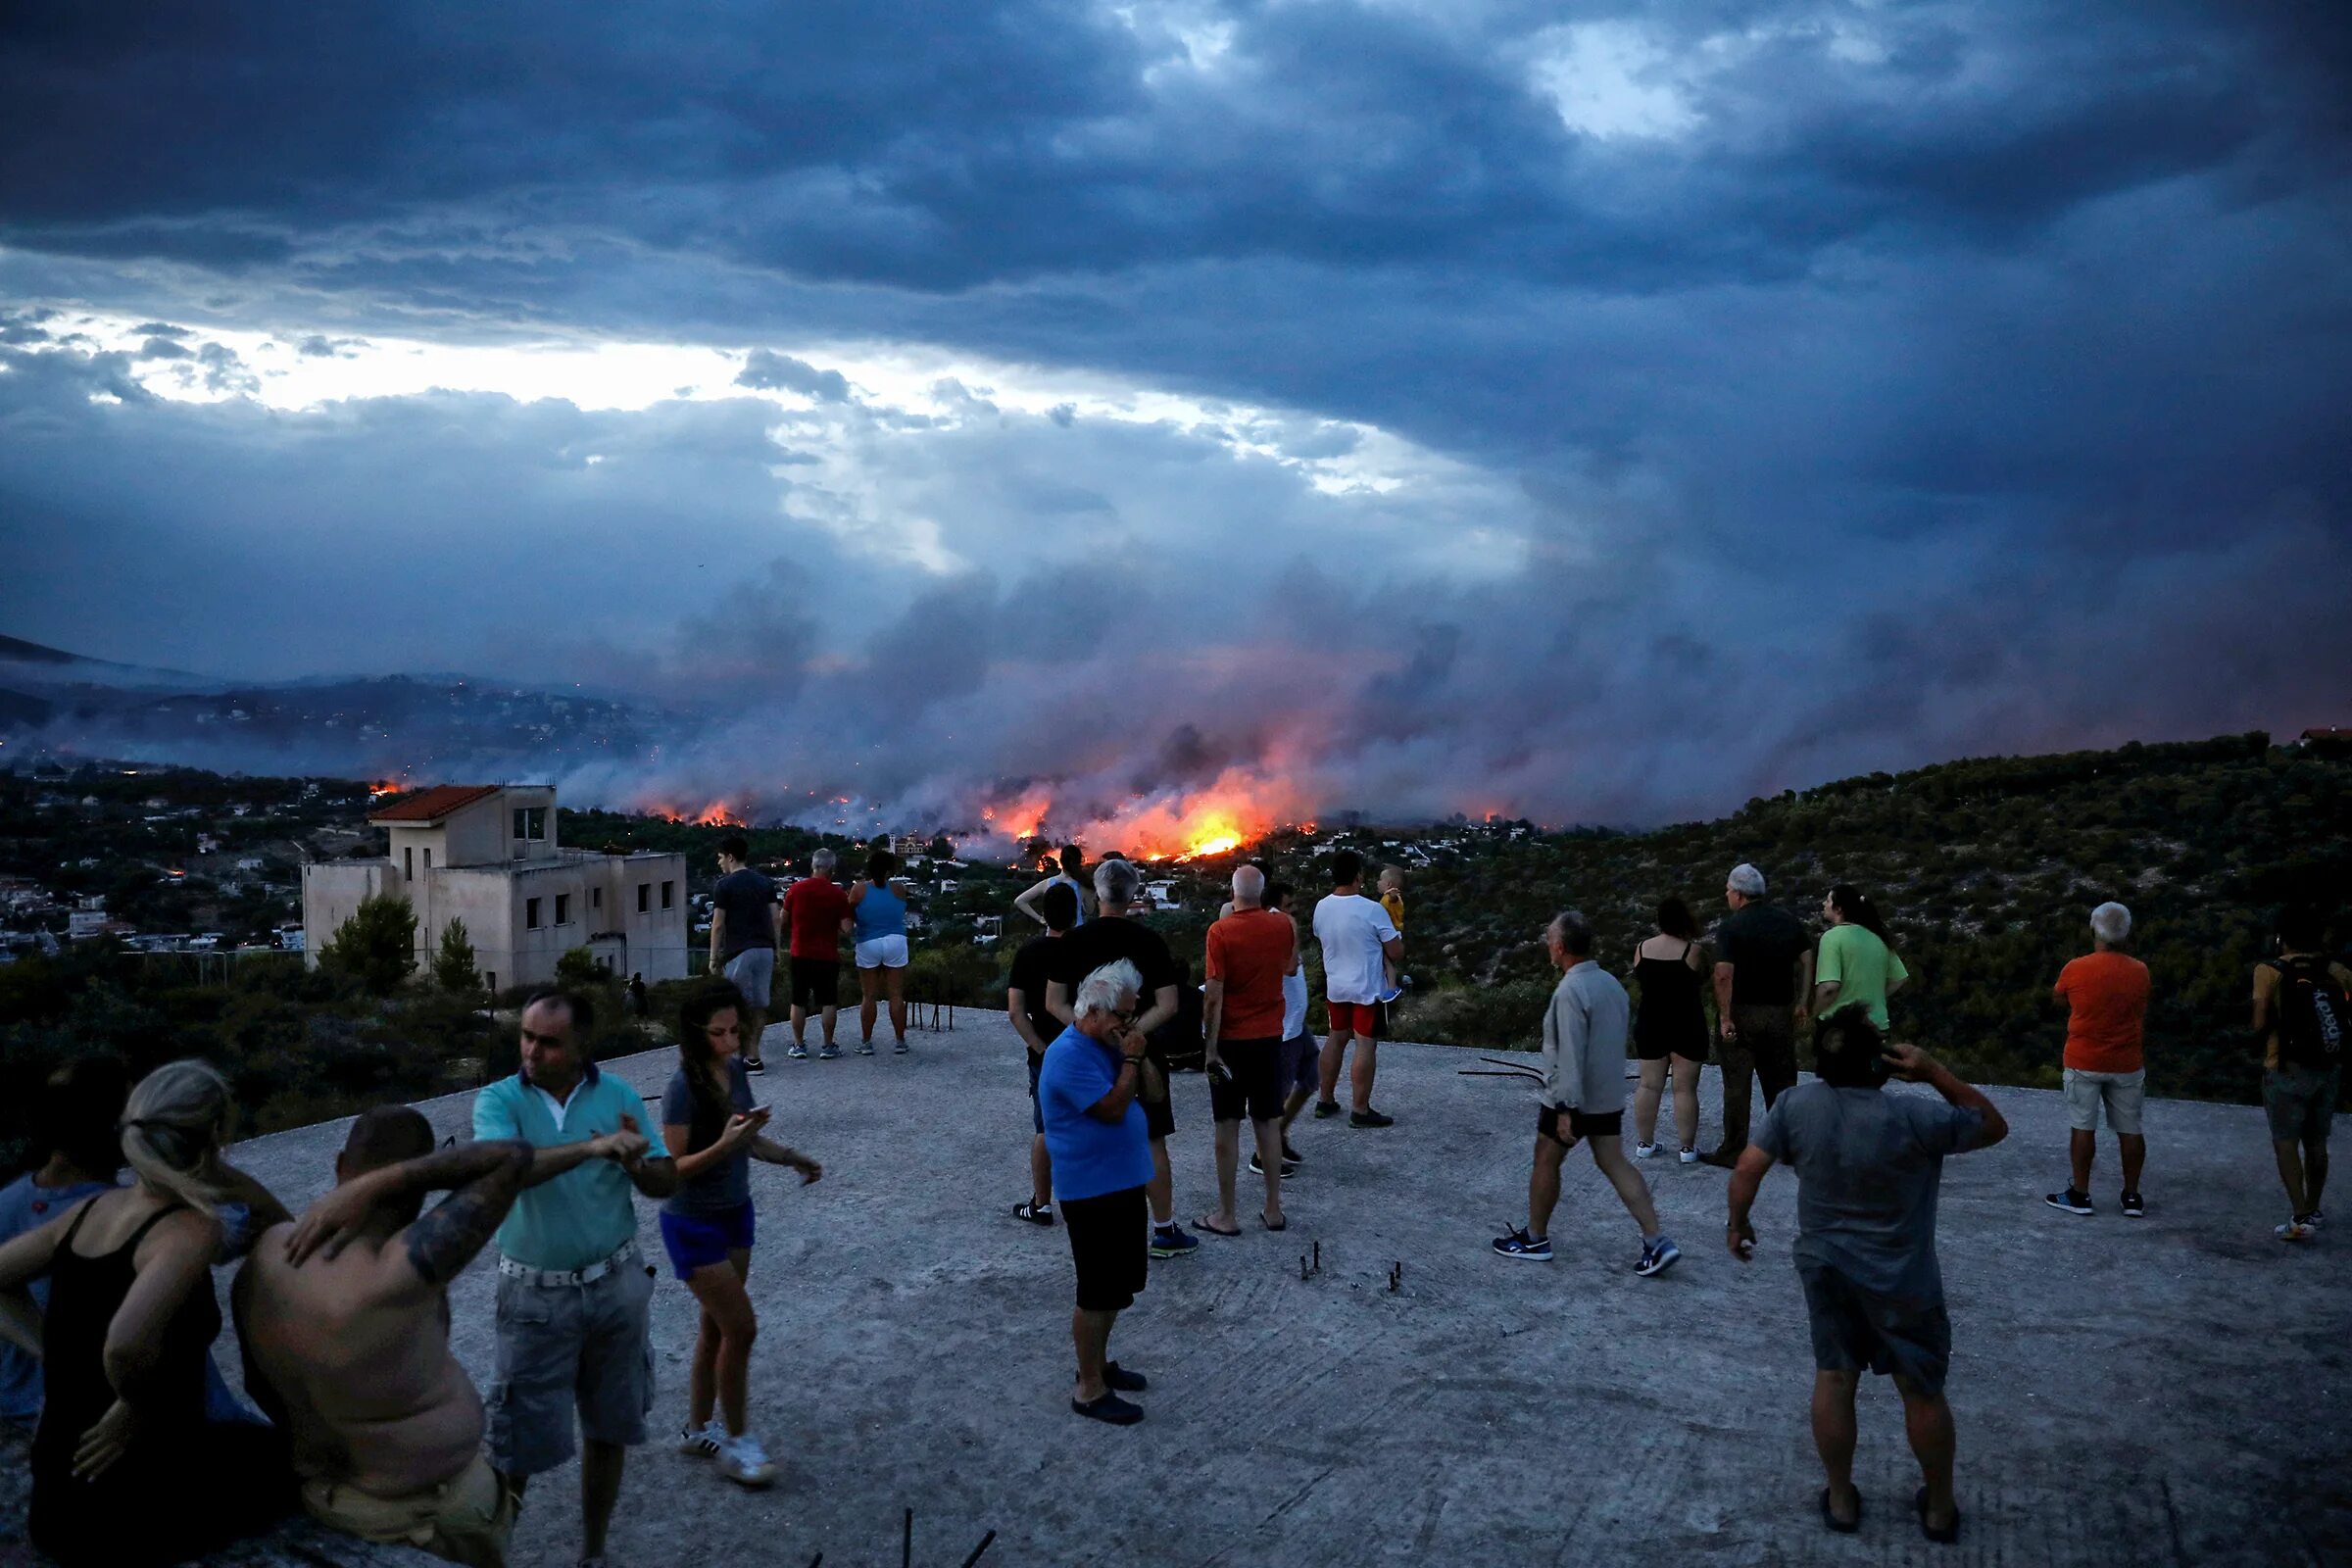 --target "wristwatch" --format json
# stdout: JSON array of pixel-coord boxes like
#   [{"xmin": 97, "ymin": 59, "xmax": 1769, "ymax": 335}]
[{"xmin": 1121, "ymin": 1054, "xmax": 1147, "ymax": 1067}]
